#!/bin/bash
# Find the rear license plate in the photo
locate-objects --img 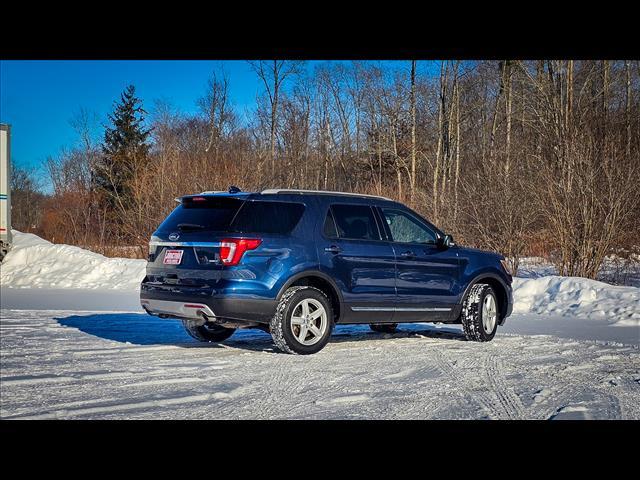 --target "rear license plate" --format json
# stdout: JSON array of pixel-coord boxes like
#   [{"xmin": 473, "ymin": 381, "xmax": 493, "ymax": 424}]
[{"xmin": 163, "ymin": 249, "xmax": 184, "ymax": 265}]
